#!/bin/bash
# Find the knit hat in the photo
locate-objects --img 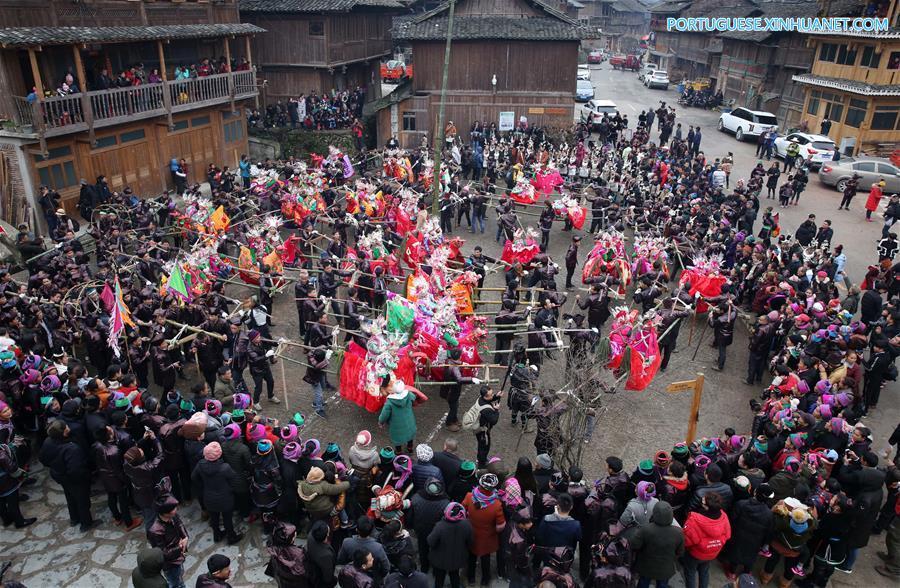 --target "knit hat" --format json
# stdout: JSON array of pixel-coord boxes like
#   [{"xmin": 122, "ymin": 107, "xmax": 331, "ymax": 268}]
[
  {"xmin": 223, "ymin": 423, "xmax": 241, "ymax": 440},
  {"xmin": 246, "ymin": 423, "xmax": 266, "ymax": 442},
  {"xmin": 672, "ymin": 442, "xmax": 689, "ymax": 457},
  {"xmin": 444, "ymin": 502, "xmax": 467, "ymax": 521},
  {"xmin": 654, "ymin": 450, "xmax": 671, "ymax": 468},
  {"xmin": 322, "ymin": 442, "xmax": 341, "ymax": 462},
  {"xmin": 291, "ymin": 412, "xmax": 305, "ymax": 427},
  {"xmin": 356, "ymin": 430, "xmax": 372, "ymax": 447},
  {"xmin": 283, "ymin": 441, "xmax": 302, "ymax": 462},
  {"xmin": 304, "ymin": 439, "xmax": 321, "ymax": 457},
  {"xmin": 636, "ymin": 481, "xmax": 656, "ymax": 501},
  {"xmin": 637, "ymin": 459, "xmax": 654, "ymax": 475},
  {"xmin": 203, "ymin": 442, "xmax": 222, "ymax": 461},
  {"xmin": 179, "ymin": 399, "xmax": 194, "ymax": 413},
  {"xmin": 416, "ymin": 443, "xmax": 434, "ymax": 462},
  {"xmin": 784, "ymin": 457, "xmax": 801, "ymax": 474},
  {"xmin": 479, "ymin": 473, "xmax": 499, "ymax": 490},
  {"xmin": 379, "ymin": 447, "xmax": 396, "ymax": 462},
  {"xmin": 817, "ymin": 404, "xmax": 832, "ymax": 420},
  {"xmin": 231, "ymin": 408, "xmax": 245, "ymax": 422},
  {"xmin": 815, "ymin": 380, "xmax": 832, "ymax": 394},
  {"xmin": 460, "ymin": 460, "xmax": 476, "ymax": 477},
  {"xmin": 700, "ymin": 438, "xmax": 718, "ymax": 455},
  {"xmin": 257, "ymin": 440, "xmax": 273, "ymax": 455},
  {"xmin": 766, "ymin": 310, "xmax": 780, "ymax": 321},
  {"xmin": 207, "ymin": 554, "xmax": 230, "ymax": 574},
  {"xmin": 307, "ymin": 466, "xmax": 325, "ymax": 483},
  {"xmin": 536, "ymin": 453, "xmax": 552, "ymax": 469},
  {"xmin": 180, "ymin": 420, "xmax": 205, "ymax": 440}
]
